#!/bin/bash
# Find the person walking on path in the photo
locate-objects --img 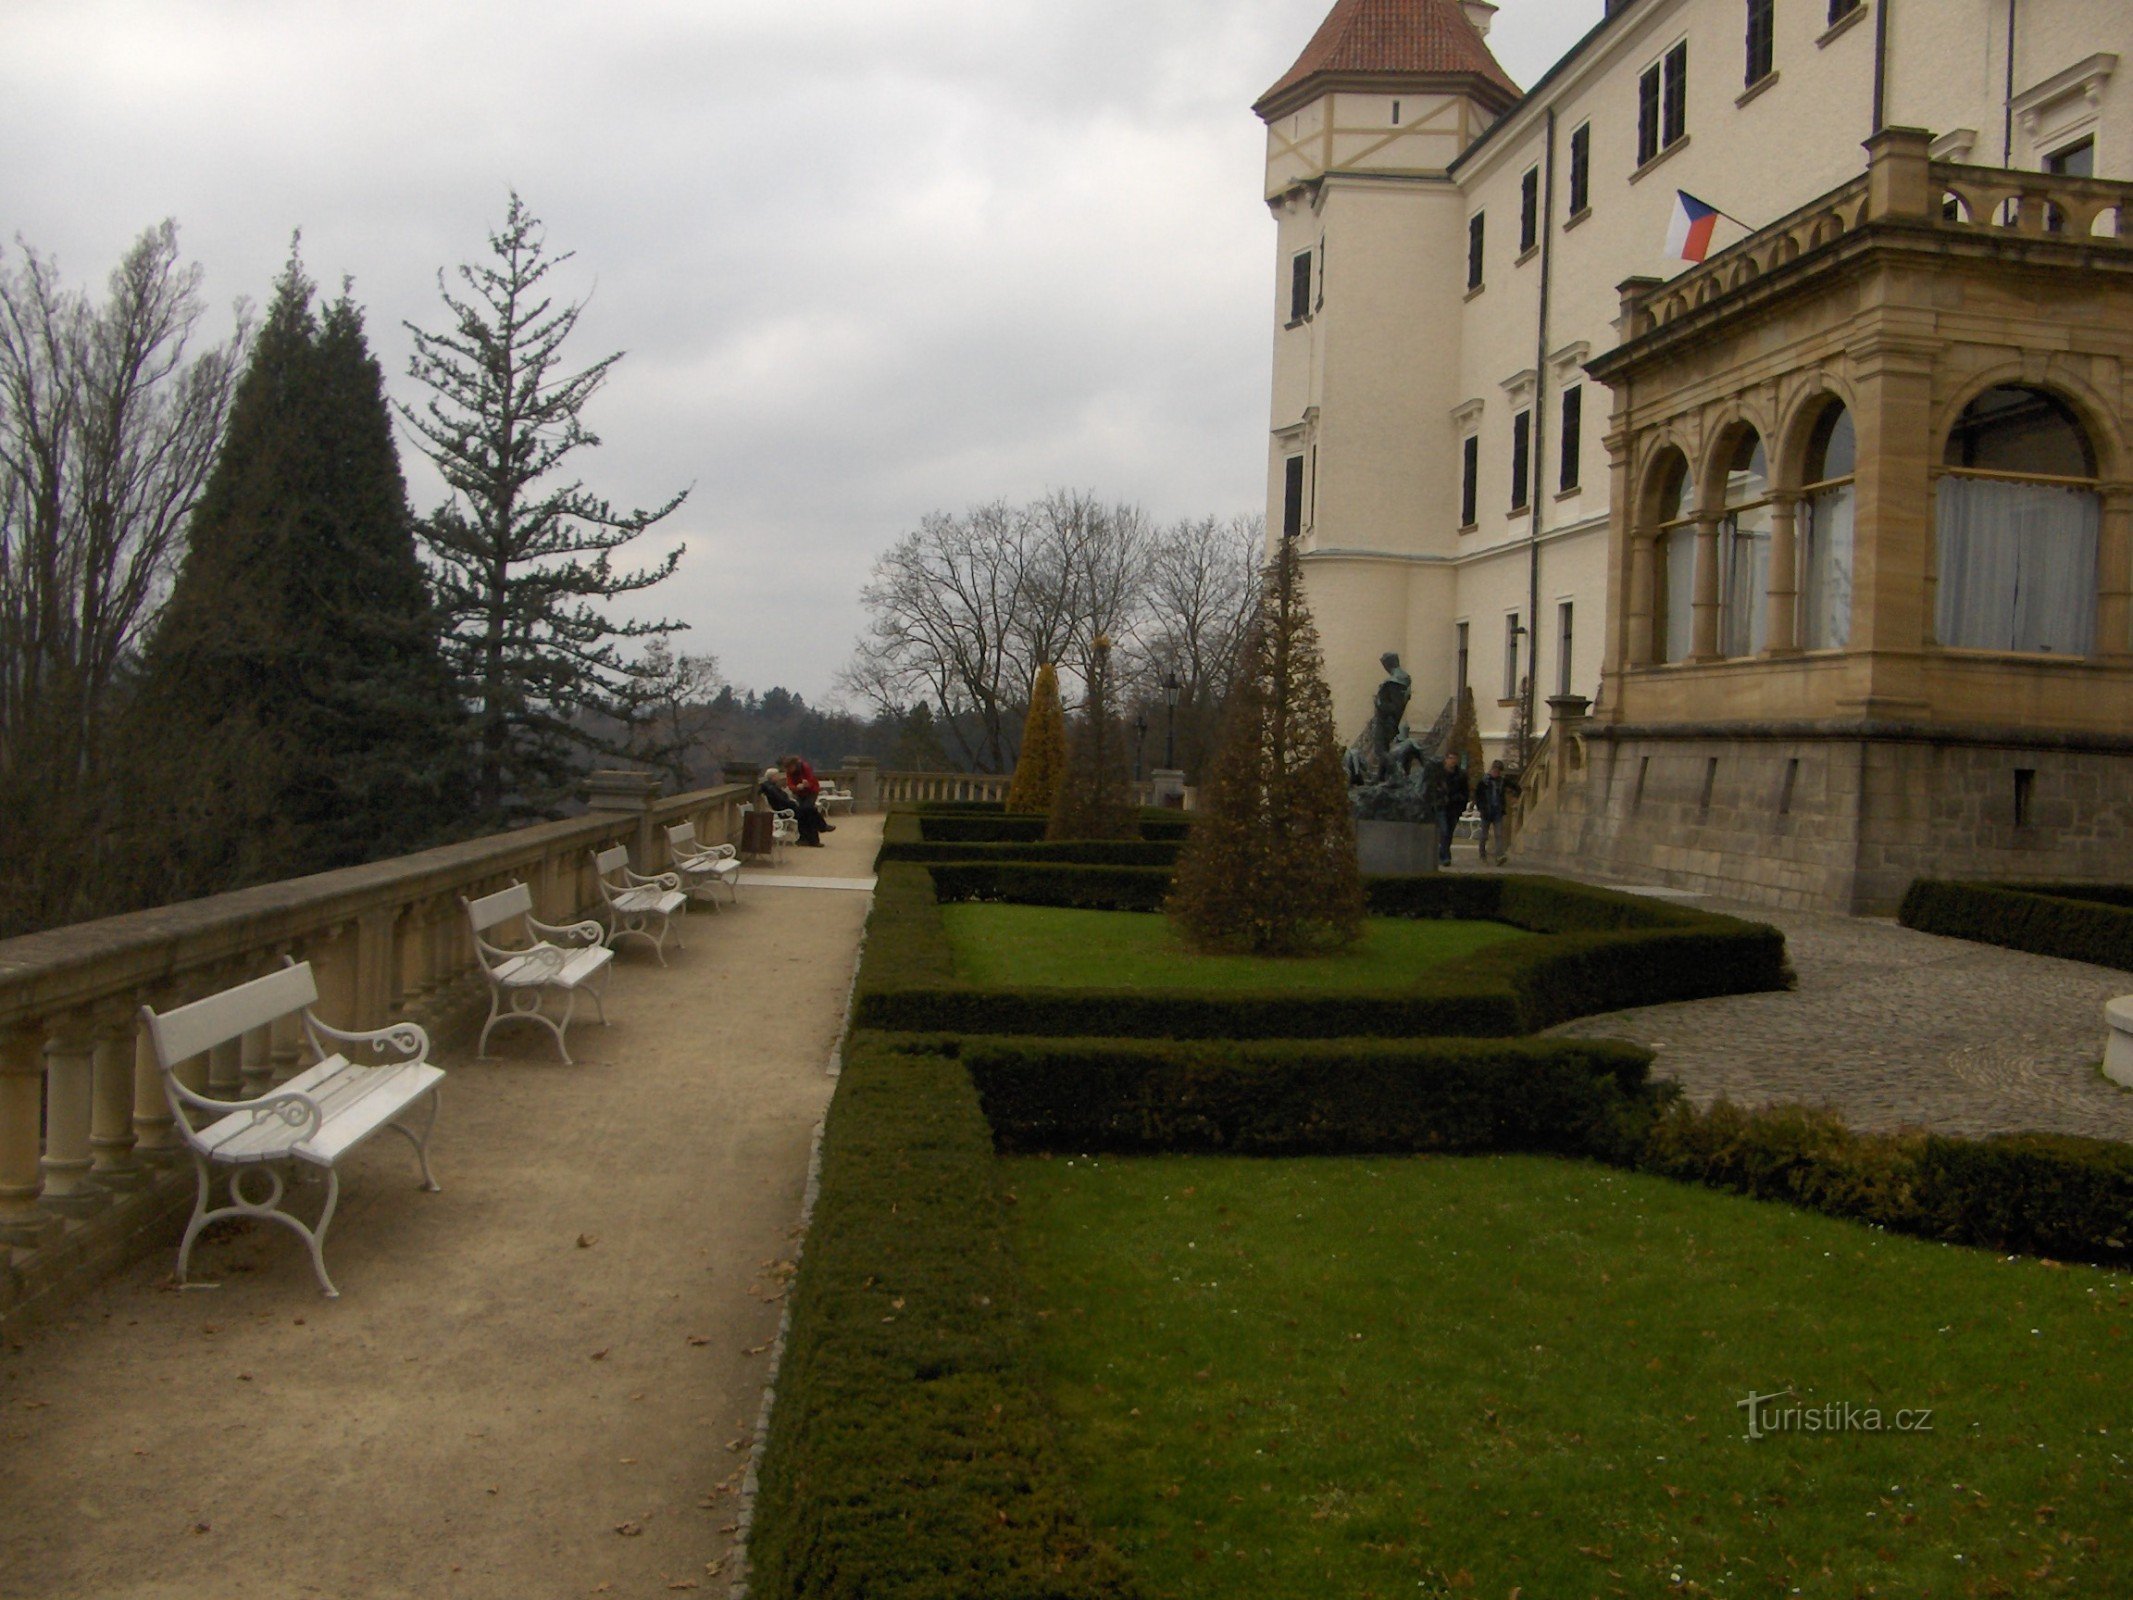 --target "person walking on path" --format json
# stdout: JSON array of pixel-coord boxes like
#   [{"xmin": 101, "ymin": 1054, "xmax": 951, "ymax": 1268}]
[
  {"xmin": 1475, "ymin": 759, "xmax": 1510, "ymax": 866},
  {"xmin": 1435, "ymin": 752, "xmax": 1469, "ymax": 867}
]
